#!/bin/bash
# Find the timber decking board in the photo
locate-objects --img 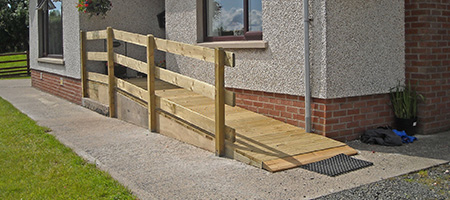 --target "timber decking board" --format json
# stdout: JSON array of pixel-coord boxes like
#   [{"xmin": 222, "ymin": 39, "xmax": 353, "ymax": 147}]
[
  {"xmin": 262, "ymin": 146, "xmax": 358, "ymax": 172},
  {"xmin": 126, "ymin": 78, "xmax": 357, "ymax": 172}
]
